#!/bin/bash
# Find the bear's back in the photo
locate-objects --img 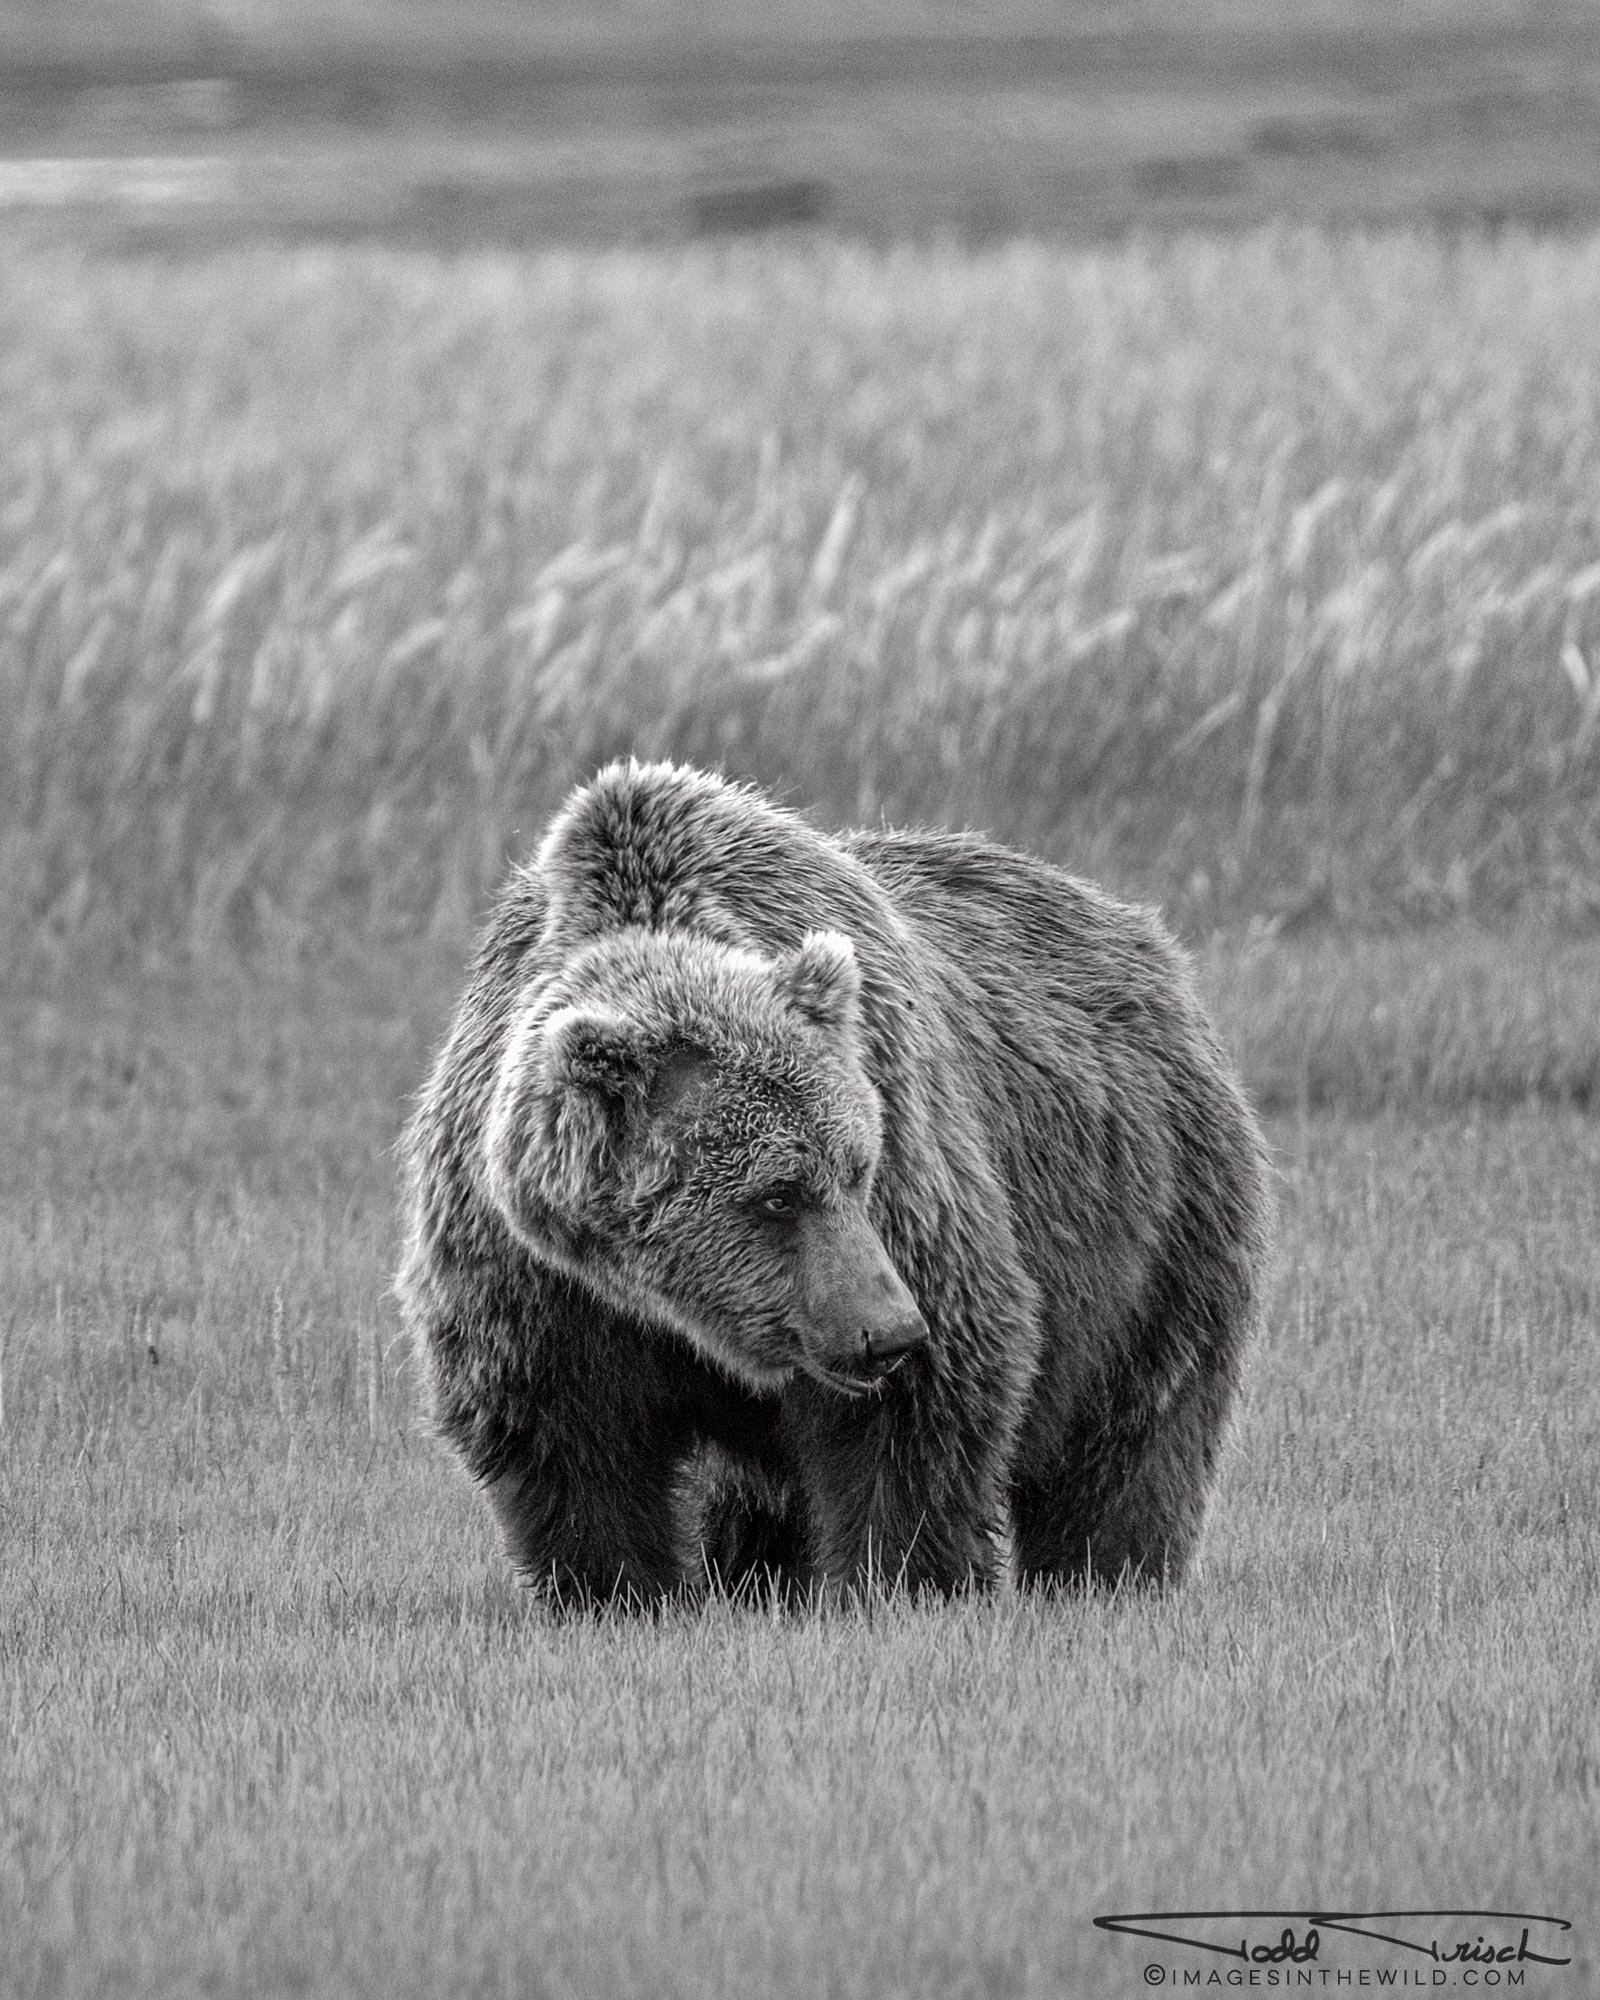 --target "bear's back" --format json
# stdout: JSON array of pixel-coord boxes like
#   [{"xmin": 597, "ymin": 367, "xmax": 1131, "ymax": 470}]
[
  {"xmin": 842, "ymin": 825, "xmax": 1266, "ymax": 1318},
  {"xmin": 526, "ymin": 763, "xmax": 1240, "ymax": 1145},
  {"xmin": 836, "ymin": 828, "xmax": 1216, "ymax": 1096}
]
